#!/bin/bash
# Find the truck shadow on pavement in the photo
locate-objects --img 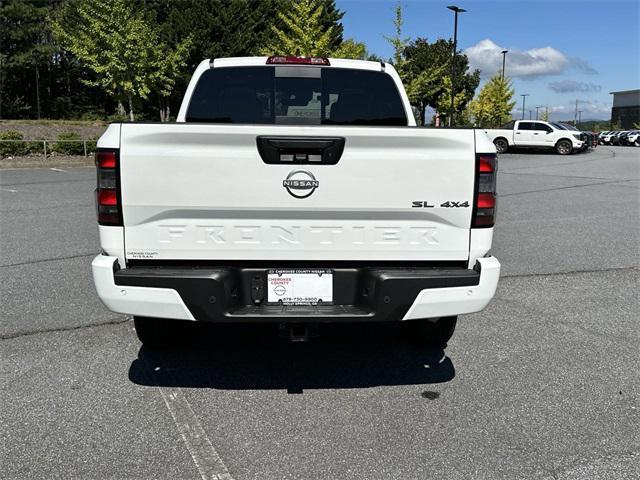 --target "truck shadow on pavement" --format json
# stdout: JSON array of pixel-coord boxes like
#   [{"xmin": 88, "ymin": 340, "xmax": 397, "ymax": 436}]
[{"xmin": 128, "ymin": 323, "xmax": 455, "ymax": 392}]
